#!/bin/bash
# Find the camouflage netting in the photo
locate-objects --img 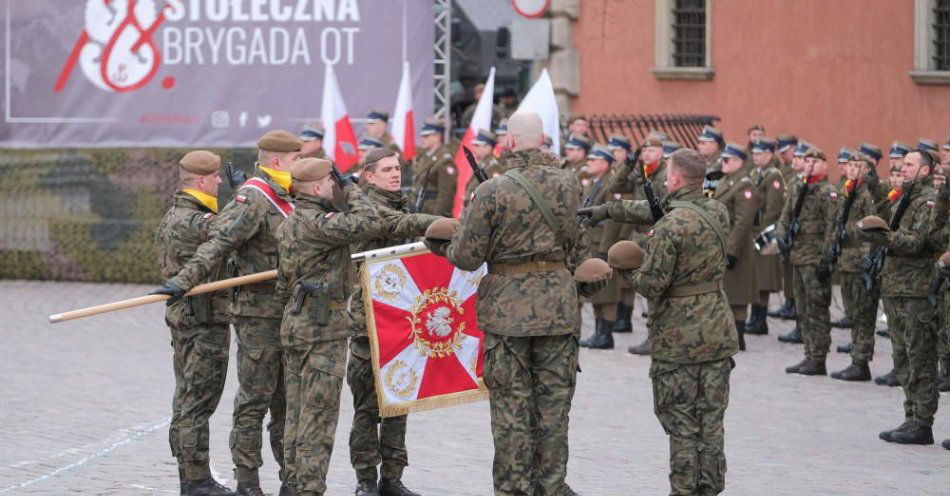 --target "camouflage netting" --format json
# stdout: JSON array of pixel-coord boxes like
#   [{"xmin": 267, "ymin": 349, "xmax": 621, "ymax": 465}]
[{"xmin": 0, "ymin": 148, "xmax": 255, "ymax": 284}]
